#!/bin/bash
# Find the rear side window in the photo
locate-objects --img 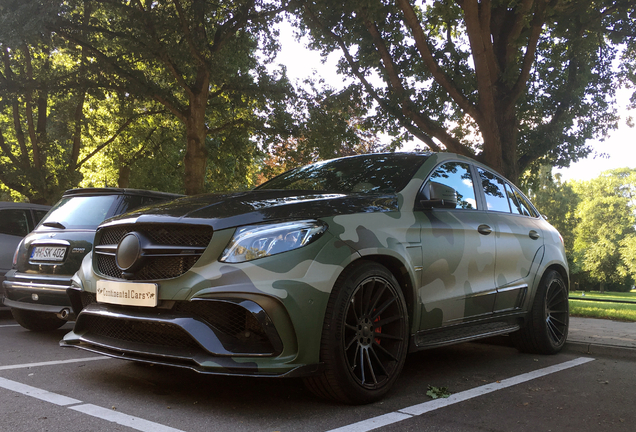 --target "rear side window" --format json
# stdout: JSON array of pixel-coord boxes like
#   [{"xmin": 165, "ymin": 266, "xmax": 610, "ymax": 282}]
[
  {"xmin": 114, "ymin": 195, "xmax": 145, "ymax": 215},
  {"xmin": 39, "ymin": 195, "xmax": 119, "ymax": 230},
  {"xmin": 505, "ymin": 183, "xmax": 524, "ymax": 215},
  {"xmin": 33, "ymin": 210, "xmax": 49, "ymax": 225},
  {"xmin": 478, "ymin": 169, "xmax": 510, "ymax": 212},
  {"xmin": 509, "ymin": 185, "xmax": 538, "ymax": 218},
  {"xmin": 0, "ymin": 209, "xmax": 29, "ymax": 236}
]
